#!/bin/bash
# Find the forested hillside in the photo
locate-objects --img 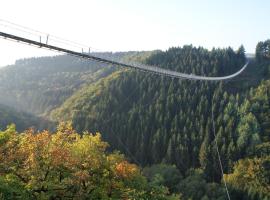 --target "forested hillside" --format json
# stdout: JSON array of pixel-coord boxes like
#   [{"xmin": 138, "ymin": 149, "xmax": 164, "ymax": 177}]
[
  {"xmin": 51, "ymin": 46, "xmax": 248, "ymax": 172},
  {"xmin": 0, "ymin": 52, "xmax": 152, "ymax": 116},
  {"xmin": 51, "ymin": 43, "xmax": 270, "ymax": 199}
]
